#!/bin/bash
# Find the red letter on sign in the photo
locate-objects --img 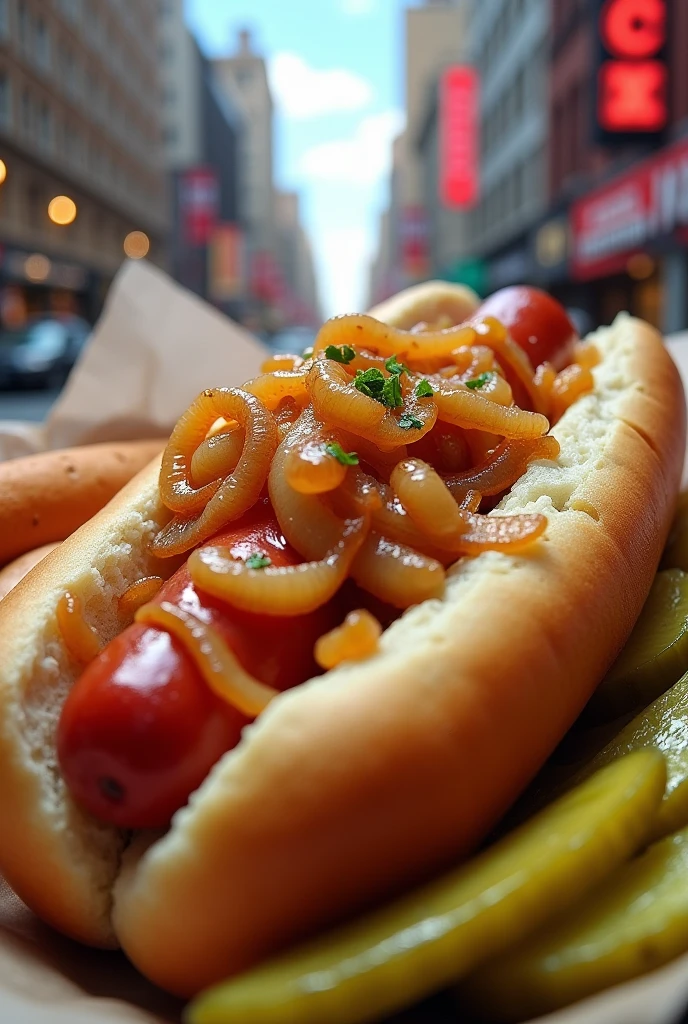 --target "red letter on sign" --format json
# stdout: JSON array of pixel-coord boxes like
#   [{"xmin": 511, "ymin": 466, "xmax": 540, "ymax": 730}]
[
  {"xmin": 600, "ymin": 0, "xmax": 666, "ymax": 59},
  {"xmin": 598, "ymin": 60, "xmax": 668, "ymax": 132}
]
